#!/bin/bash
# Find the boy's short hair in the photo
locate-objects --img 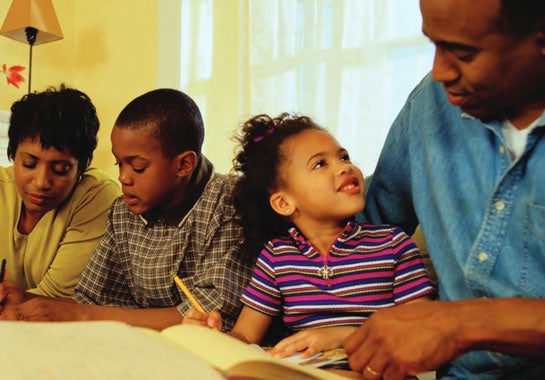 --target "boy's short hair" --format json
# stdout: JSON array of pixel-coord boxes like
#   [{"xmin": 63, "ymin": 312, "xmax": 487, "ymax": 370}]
[
  {"xmin": 8, "ymin": 84, "xmax": 99, "ymax": 174},
  {"xmin": 114, "ymin": 88, "xmax": 204, "ymax": 159}
]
